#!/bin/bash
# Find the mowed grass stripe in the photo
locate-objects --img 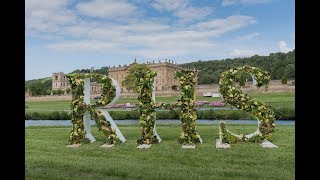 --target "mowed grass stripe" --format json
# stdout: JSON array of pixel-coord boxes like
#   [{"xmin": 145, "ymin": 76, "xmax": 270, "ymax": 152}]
[{"xmin": 26, "ymin": 125, "xmax": 294, "ymax": 179}]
